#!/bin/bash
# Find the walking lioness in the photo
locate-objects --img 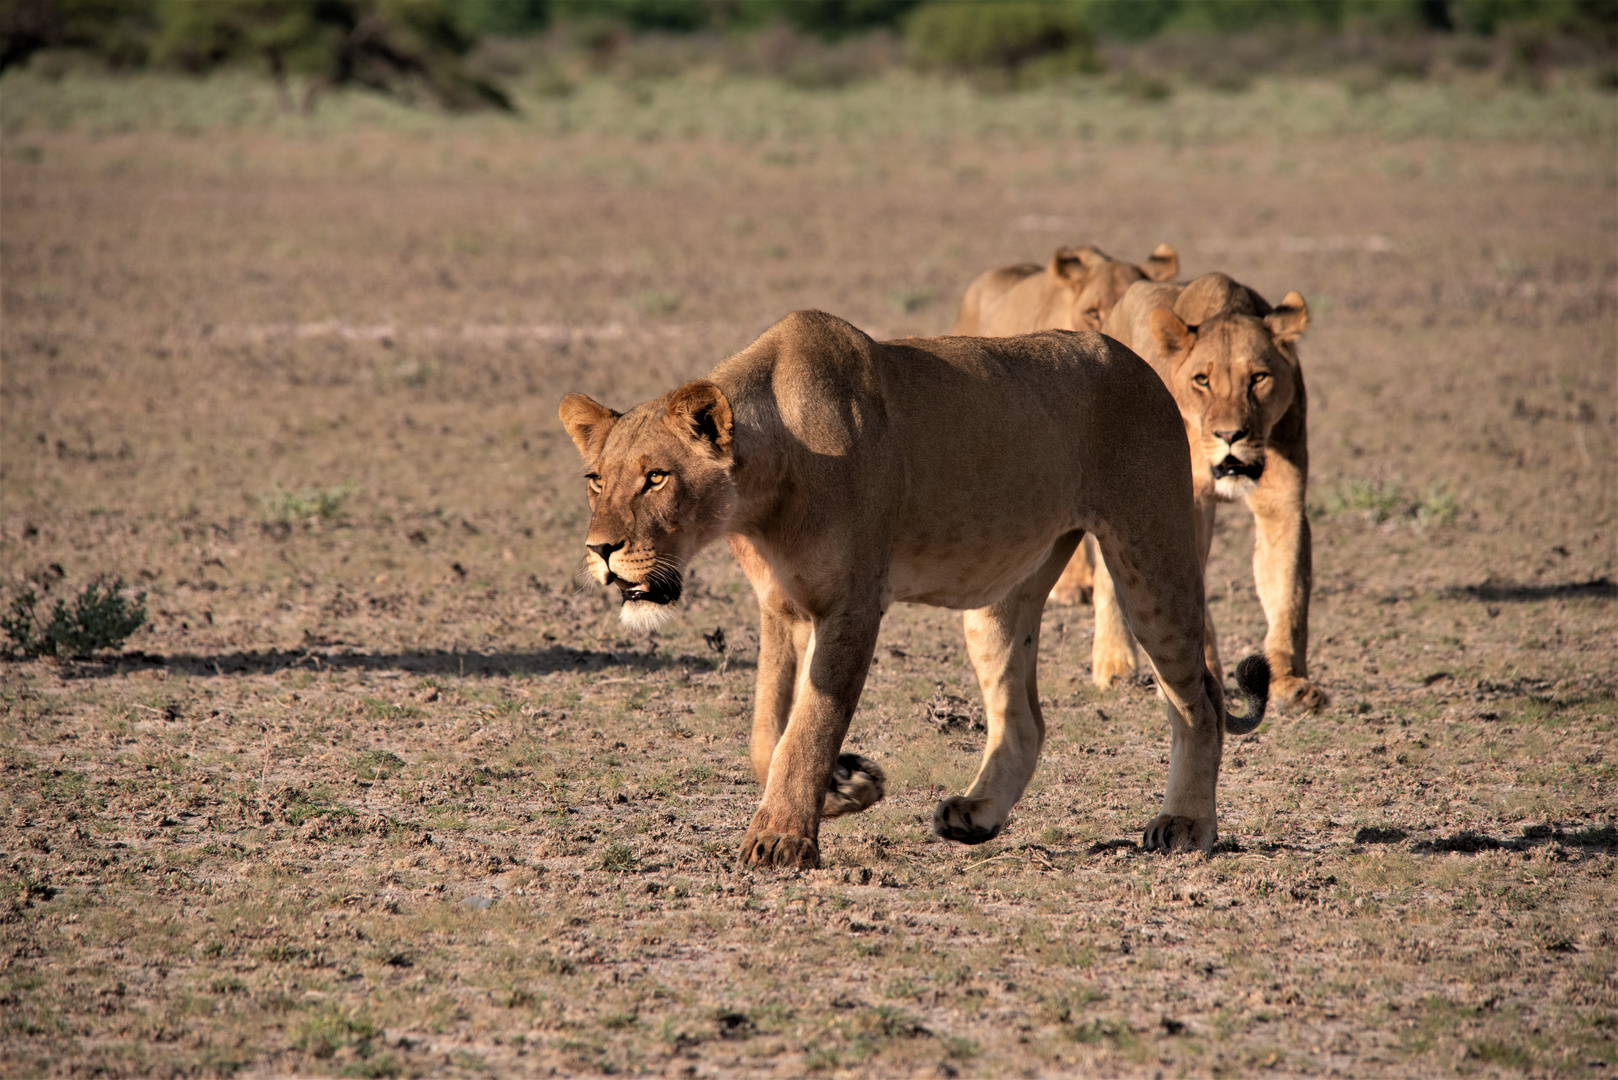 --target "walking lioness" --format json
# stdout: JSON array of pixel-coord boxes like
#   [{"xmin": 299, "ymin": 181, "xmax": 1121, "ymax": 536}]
[
  {"xmin": 951, "ymin": 242, "xmax": 1179, "ymax": 605},
  {"xmin": 1092, "ymin": 273, "xmax": 1326, "ymax": 712},
  {"xmin": 559, "ymin": 310, "xmax": 1268, "ymax": 867}
]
